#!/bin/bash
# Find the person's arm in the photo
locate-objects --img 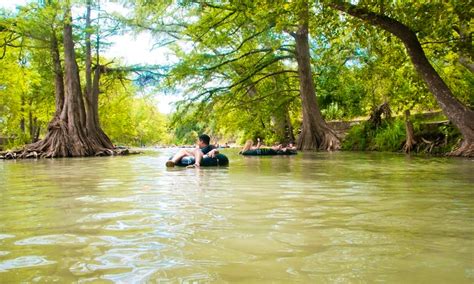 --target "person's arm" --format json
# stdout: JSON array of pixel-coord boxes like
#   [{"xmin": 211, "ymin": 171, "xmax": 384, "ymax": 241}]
[
  {"xmin": 207, "ymin": 148, "xmax": 219, "ymax": 158},
  {"xmin": 256, "ymin": 138, "xmax": 262, "ymax": 149}
]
